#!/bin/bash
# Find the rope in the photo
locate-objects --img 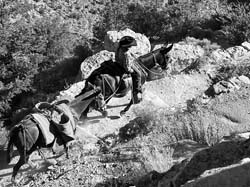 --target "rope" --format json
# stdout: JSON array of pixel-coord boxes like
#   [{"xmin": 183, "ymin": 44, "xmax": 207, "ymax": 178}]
[{"xmin": 103, "ymin": 75, "xmax": 124, "ymax": 103}]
